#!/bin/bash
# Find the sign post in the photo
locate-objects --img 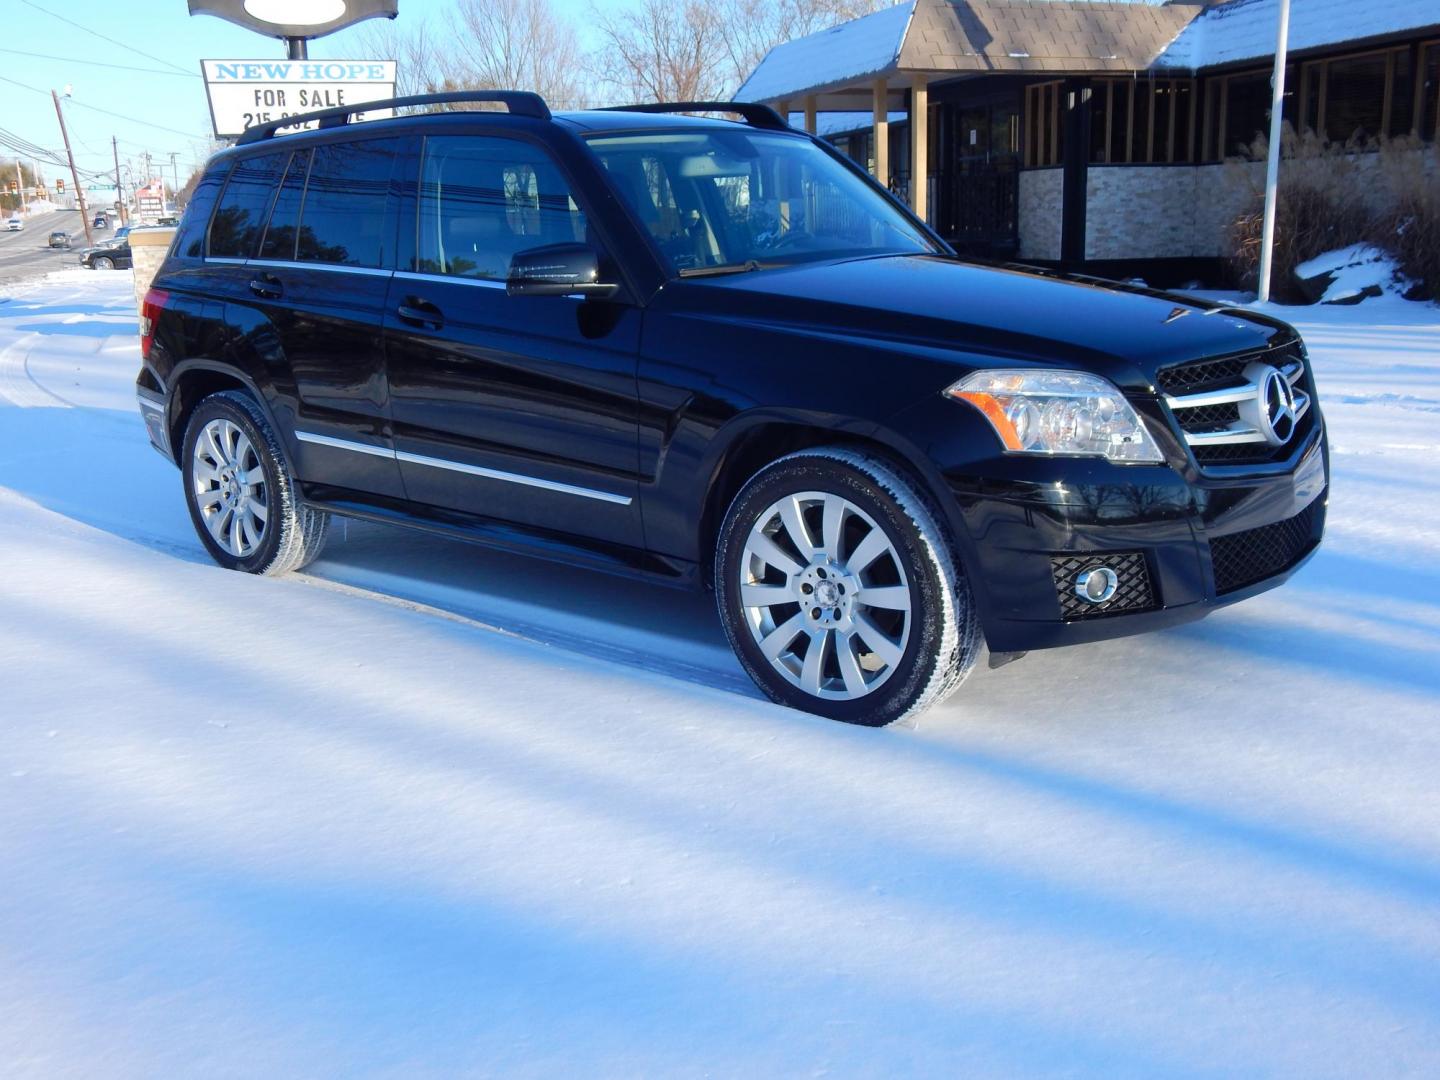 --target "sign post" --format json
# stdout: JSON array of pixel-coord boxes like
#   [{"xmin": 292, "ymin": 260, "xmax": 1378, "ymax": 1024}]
[{"xmin": 200, "ymin": 60, "xmax": 397, "ymax": 139}]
